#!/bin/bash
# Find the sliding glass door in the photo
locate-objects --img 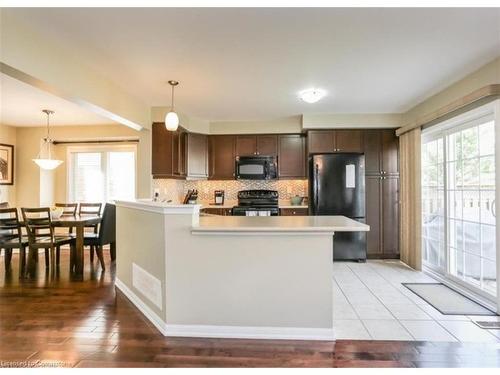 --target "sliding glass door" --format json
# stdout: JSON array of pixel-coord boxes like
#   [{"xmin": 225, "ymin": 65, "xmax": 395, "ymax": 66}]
[{"xmin": 422, "ymin": 106, "xmax": 497, "ymax": 299}]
